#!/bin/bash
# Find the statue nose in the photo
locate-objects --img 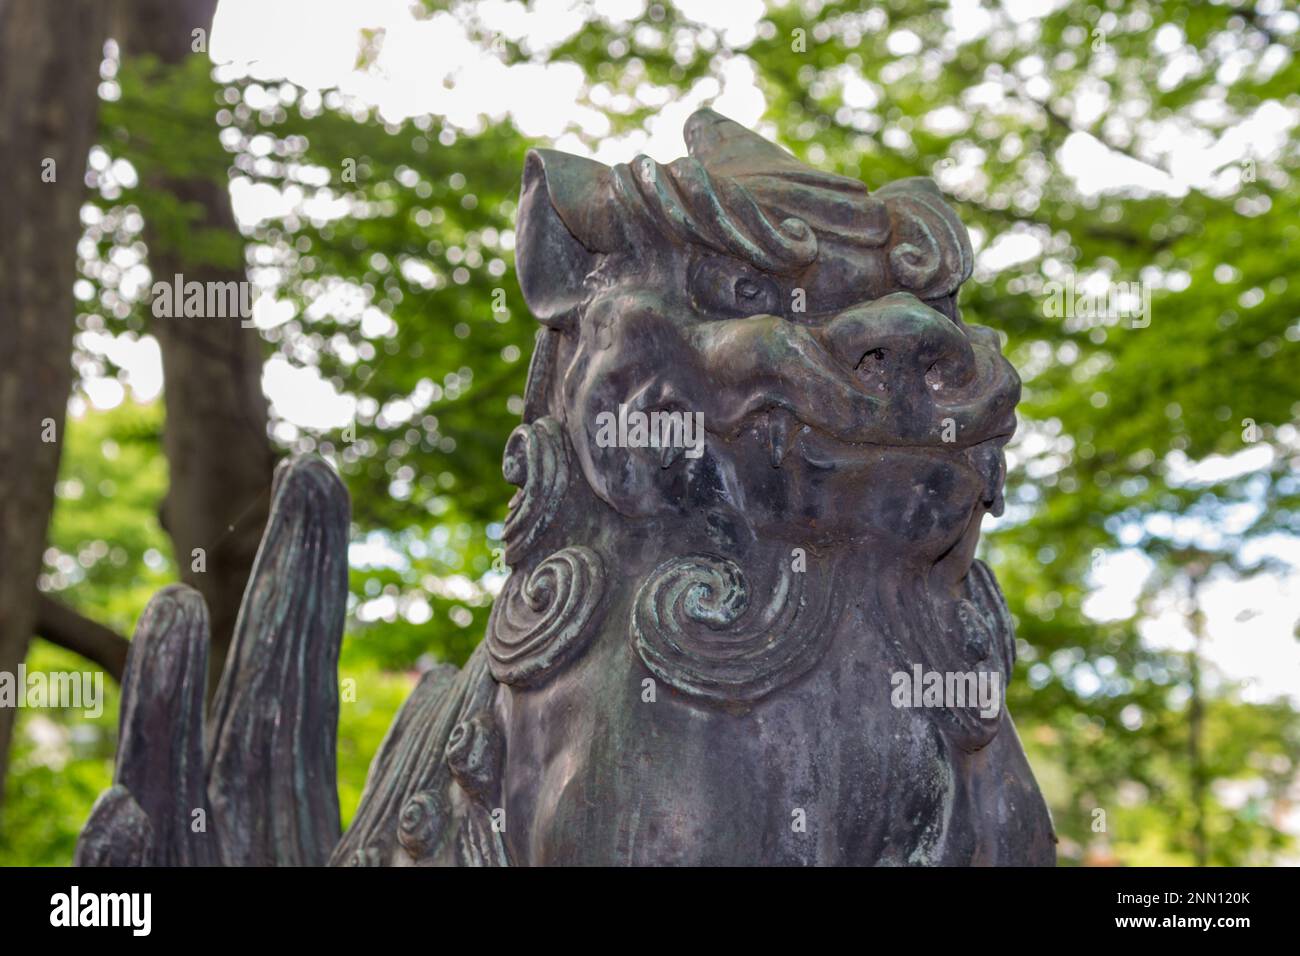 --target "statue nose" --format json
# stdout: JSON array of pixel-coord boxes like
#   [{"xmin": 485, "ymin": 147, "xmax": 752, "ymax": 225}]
[{"xmin": 819, "ymin": 292, "xmax": 976, "ymax": 396}]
